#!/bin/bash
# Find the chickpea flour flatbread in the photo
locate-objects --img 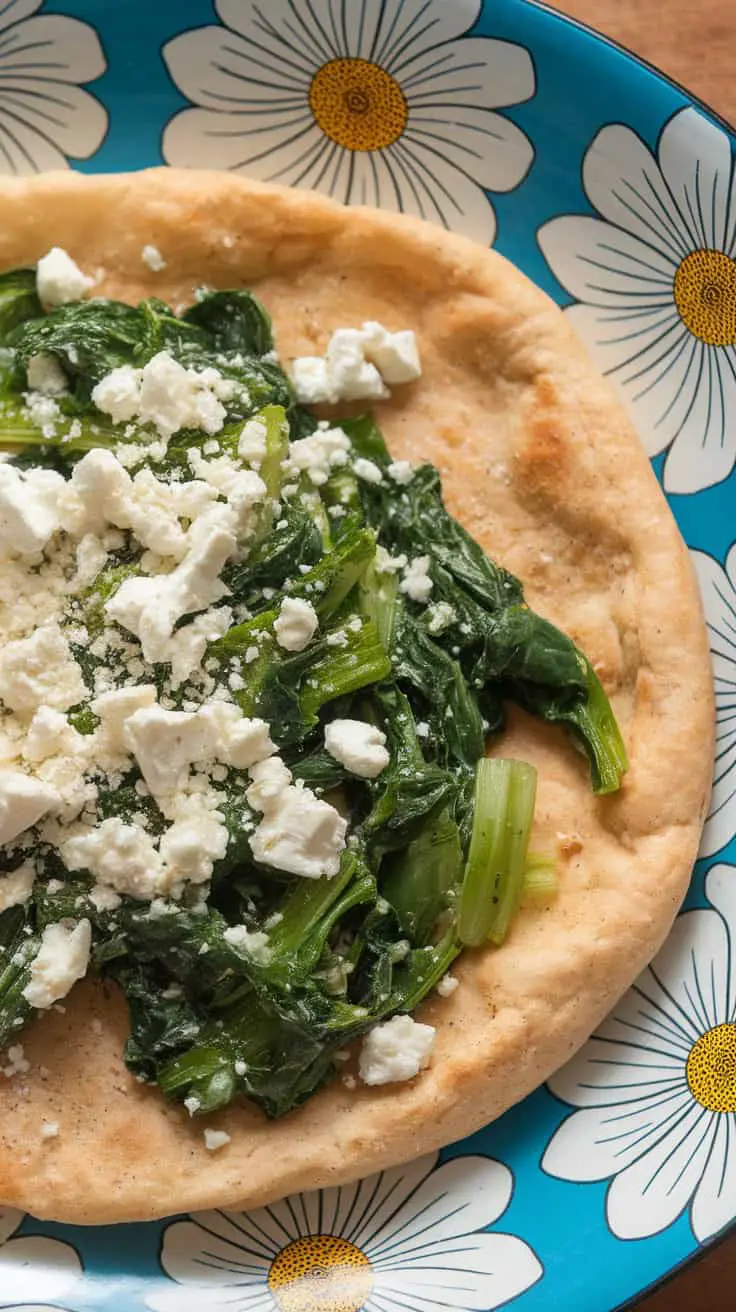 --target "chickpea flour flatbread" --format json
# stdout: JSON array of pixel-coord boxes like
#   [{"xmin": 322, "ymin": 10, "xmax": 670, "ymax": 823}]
[{"xmin": 0, "ymin": 170, "xmax": 713, "ymax": 1223}]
